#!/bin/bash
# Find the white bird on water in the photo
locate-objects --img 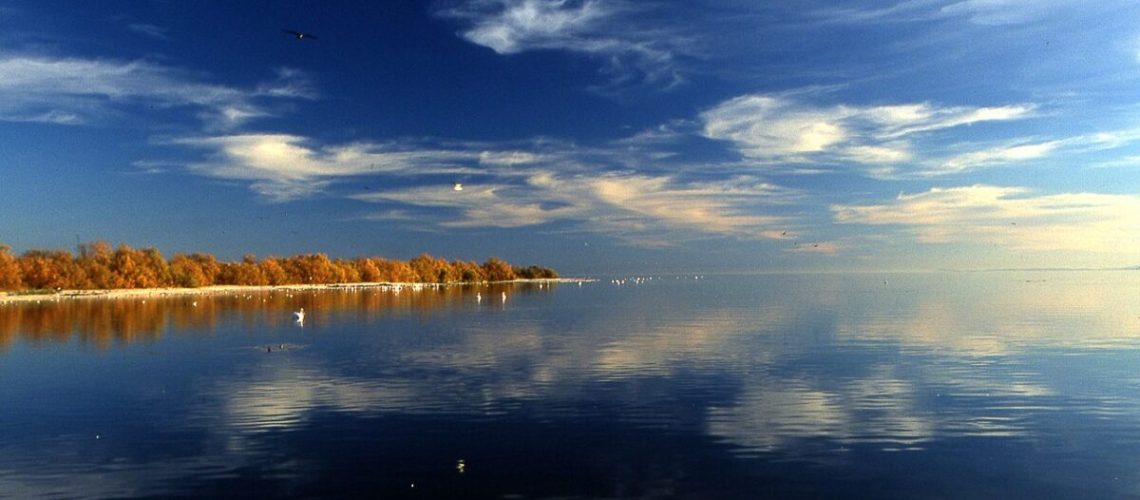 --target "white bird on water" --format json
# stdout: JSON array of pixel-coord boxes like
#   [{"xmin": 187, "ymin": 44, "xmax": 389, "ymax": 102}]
[
  {"xmin": 501, "ymin": 291, "xmax": 507, "ymax": 303},
  {"xmin": 294, "ymin": 307, "xmax": 305, "ymax": 326},
  {"xmin": 453, "ymin": 182, "xmax": 464, "ymax": 191},
  {"xmin": 476, "ymin": 292, "xmax": 482, "ymax": 303}
]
